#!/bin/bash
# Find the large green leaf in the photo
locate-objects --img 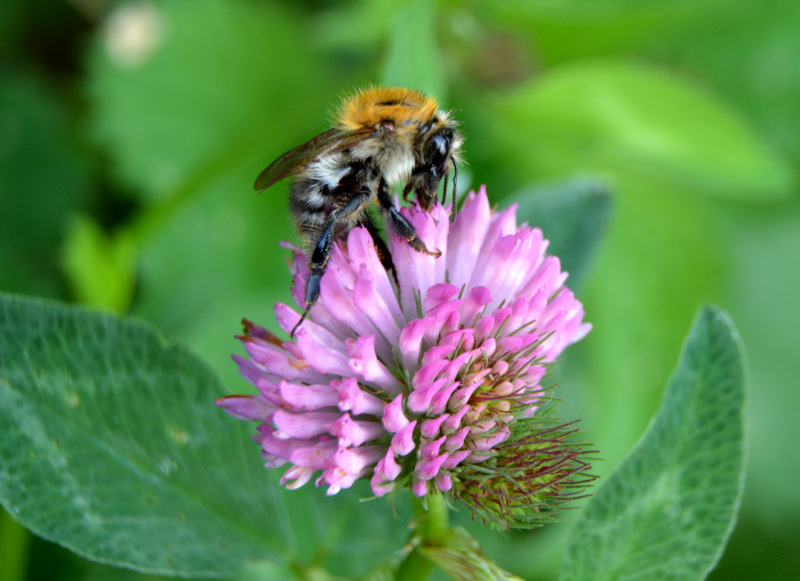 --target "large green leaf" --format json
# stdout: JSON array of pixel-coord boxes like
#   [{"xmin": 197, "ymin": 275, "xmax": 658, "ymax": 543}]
[
  {"xmin": 560, "ymin": 306, "xmax": 746, "ymax": 580},
  {"xmin": 0, "ymin": 294, "xmax": 408, "ymax": 577},
  {"xmin": 0, "ymin": 294, "xmax": 287, "ymax": 575}
]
